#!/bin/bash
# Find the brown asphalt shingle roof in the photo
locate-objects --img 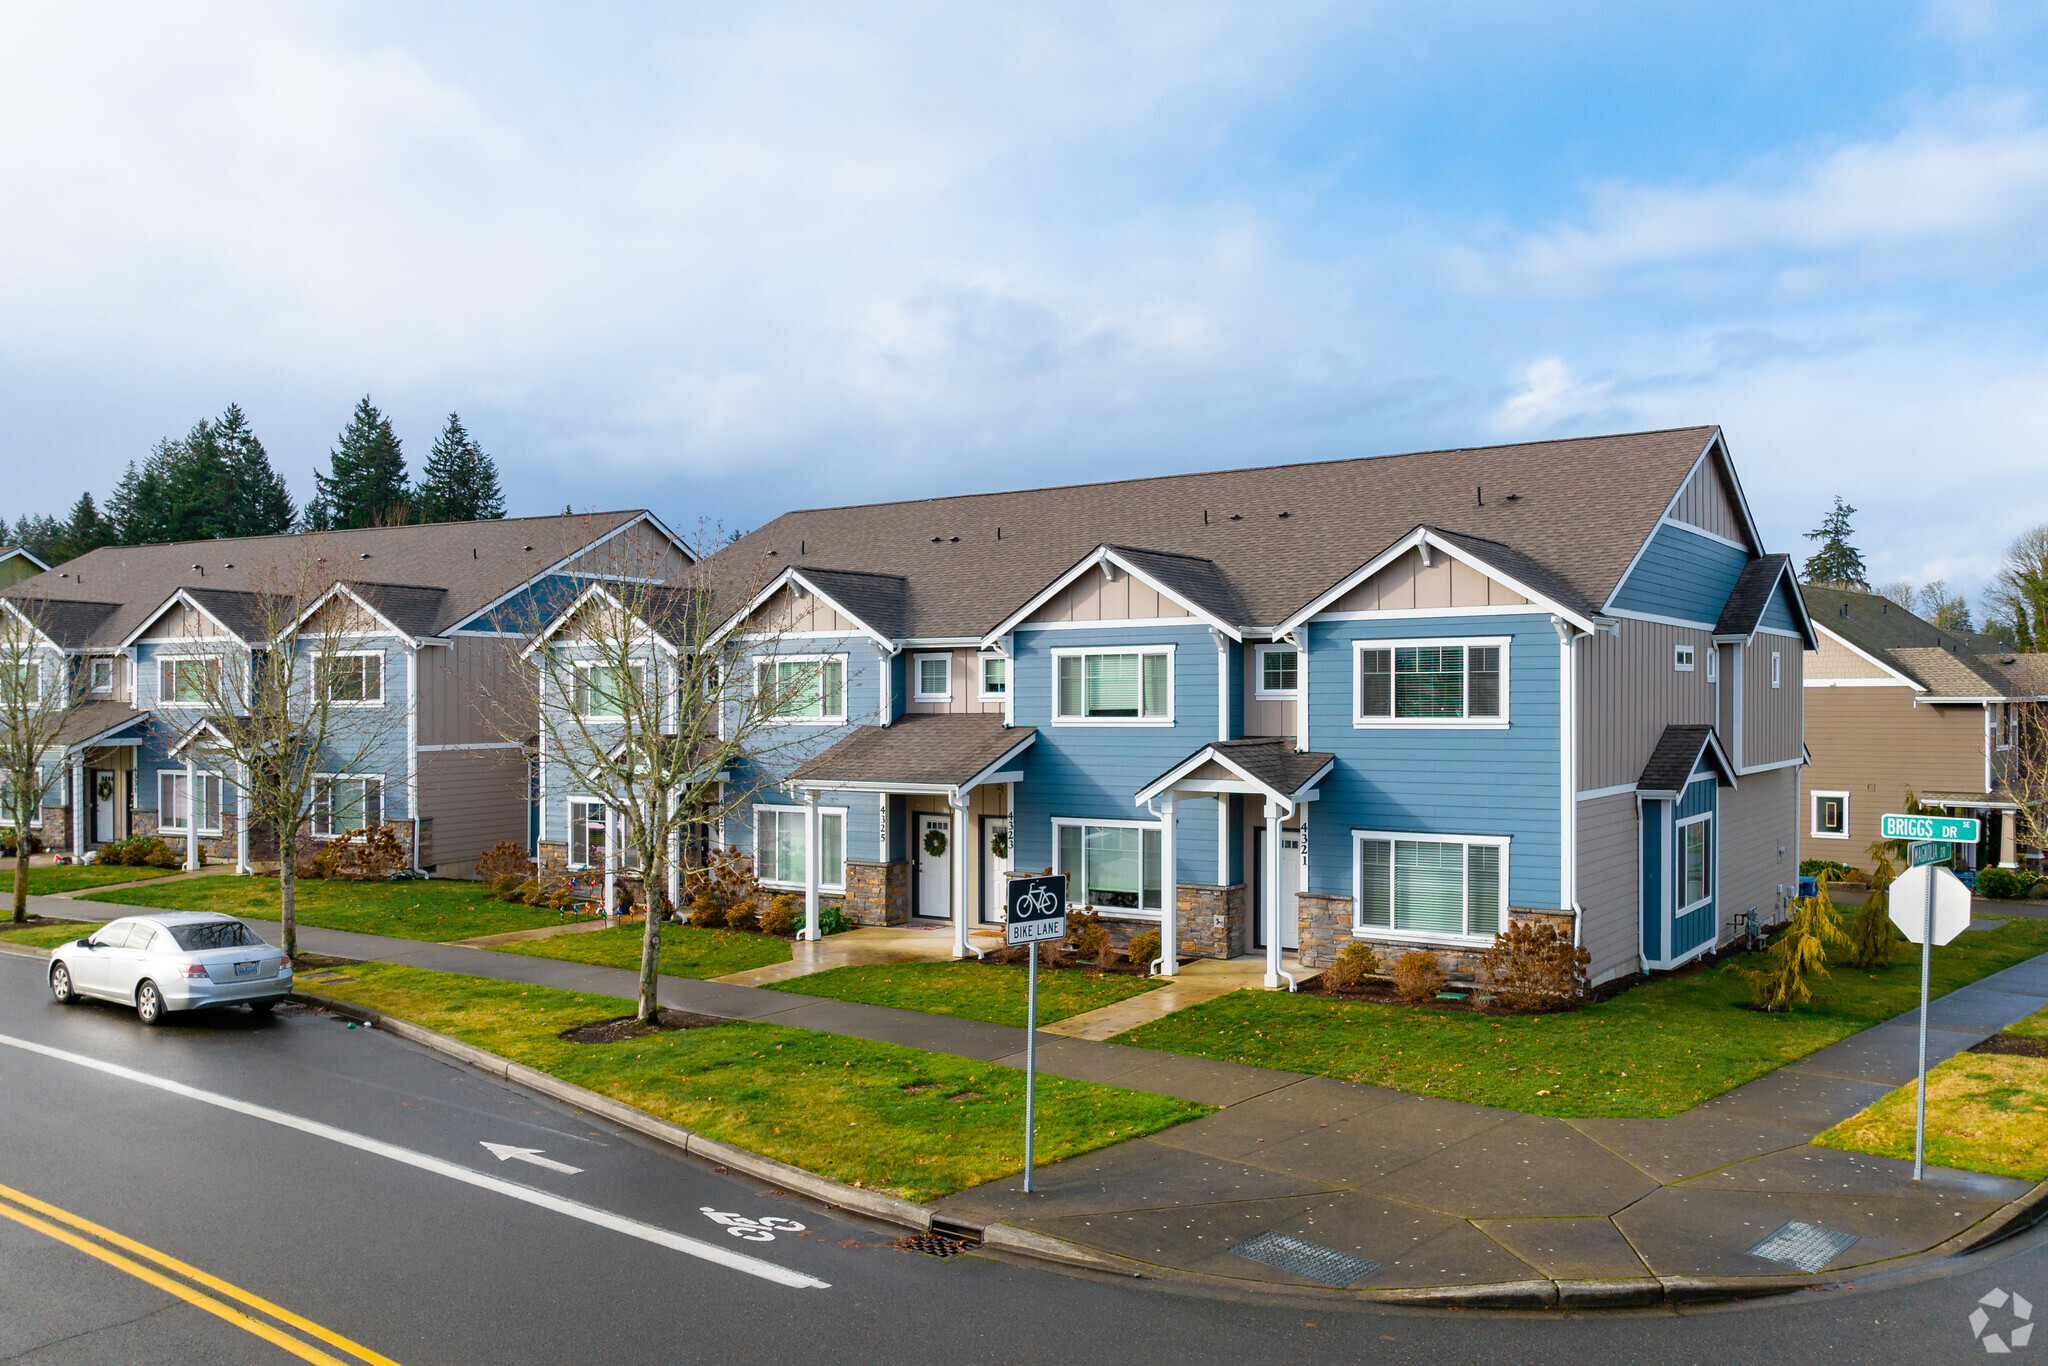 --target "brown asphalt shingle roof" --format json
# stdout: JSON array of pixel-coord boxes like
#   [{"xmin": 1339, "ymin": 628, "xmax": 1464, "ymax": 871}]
[
  {"xmin": 1715, "ymin": 554, "xmax": 1798, "ymax": 638},
  {"xmin": 1636, "ymin": 724, "xmax": 1730, "ymax": 796},
  {"xmin": 789, "ymin": 713, "xmax": 1037, "ymax": 789},
  {"xmin": 1, "ymin": 512, "xmax": 651, "ymax": 648},
  {"xmin": 43, "ymin": 701, "xmax": 150, "ymax": 751},
  {"xmin": 1141, "ymin": 737, "xmax": 1335, "ymax": 801},
  {"xmin": 700, "ymin": 427, "xmax": 1726, "ymax": 640},
  {"xmin": 1804, "ymin": 585, "xmax": 2020, "ymax": 695}
]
